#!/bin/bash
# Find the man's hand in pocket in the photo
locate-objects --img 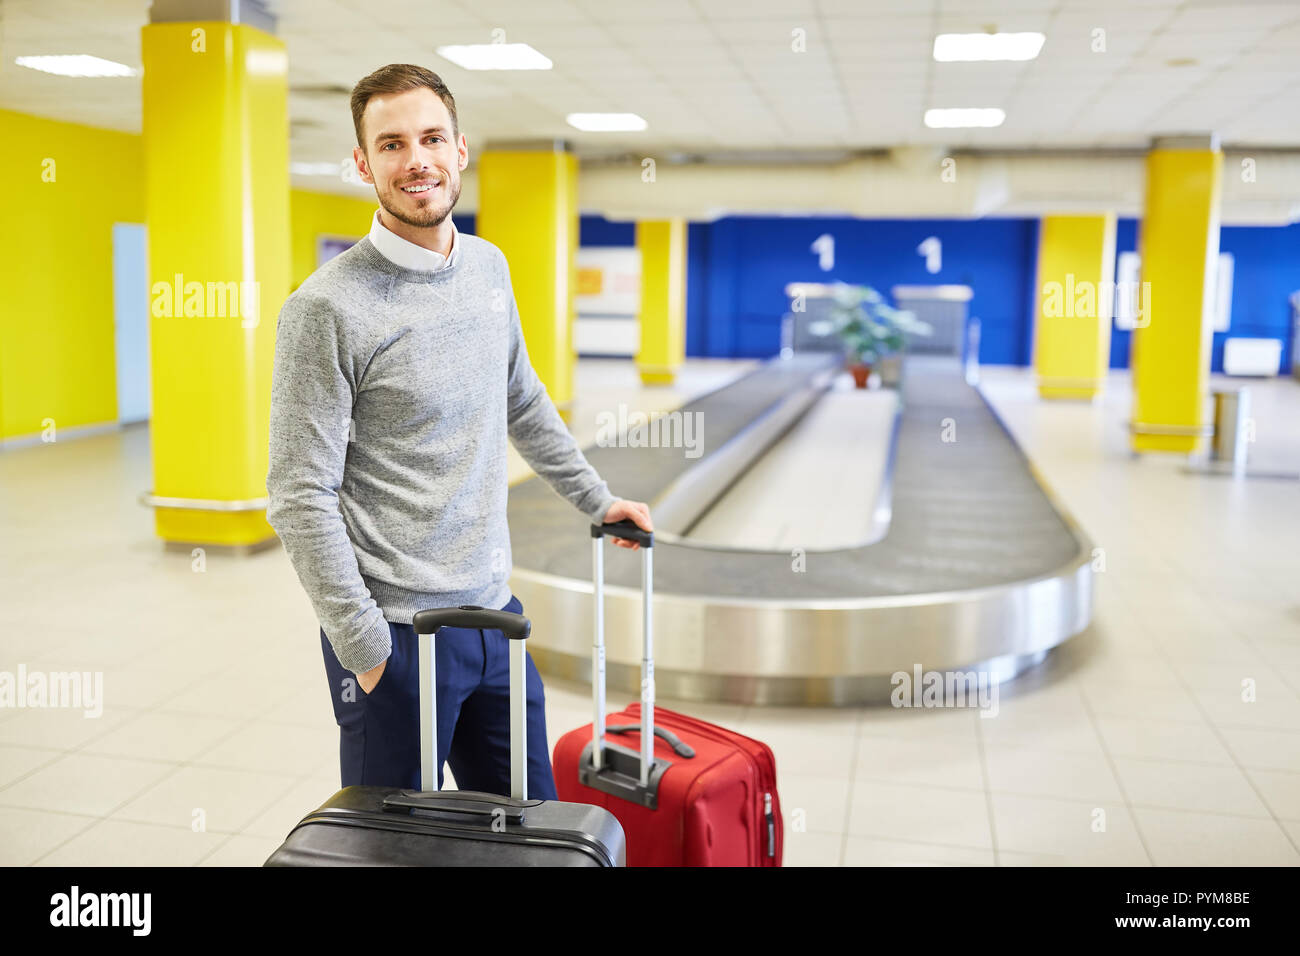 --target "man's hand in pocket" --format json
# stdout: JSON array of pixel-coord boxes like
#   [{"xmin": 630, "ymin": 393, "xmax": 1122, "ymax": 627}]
[{"xmin": 357, "ymin": 658, "xmax": 387, "ymax": 695}]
